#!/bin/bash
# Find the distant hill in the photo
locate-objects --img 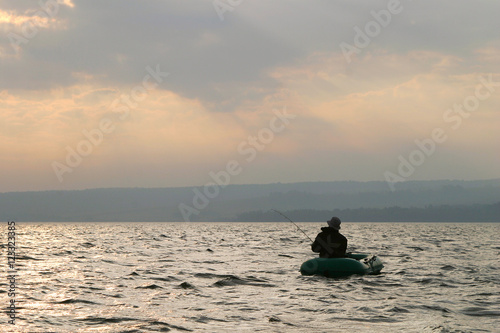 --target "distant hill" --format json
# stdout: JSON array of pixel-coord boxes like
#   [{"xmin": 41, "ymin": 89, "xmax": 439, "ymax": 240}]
[
  {"xmin": 235, "ymin": 202, "xmax": 500, "ymax": 222},
  {"xmin": 1, "ymin": 179, "xmax": 499, "ymax": 222}
]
